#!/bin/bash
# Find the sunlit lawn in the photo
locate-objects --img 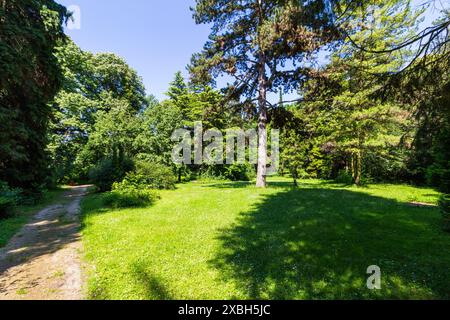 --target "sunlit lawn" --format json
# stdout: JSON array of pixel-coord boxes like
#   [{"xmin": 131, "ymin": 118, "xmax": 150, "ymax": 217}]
[{"xmin": 81, "ymin": 177, "xmax": 449, "ymax": 300}]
